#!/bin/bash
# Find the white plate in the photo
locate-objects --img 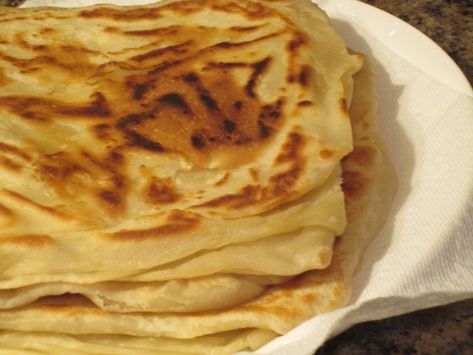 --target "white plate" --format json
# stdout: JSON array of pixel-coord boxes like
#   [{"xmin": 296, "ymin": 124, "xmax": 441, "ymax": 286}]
[{"xmin": 315, "ymin": 0, "xmax": 472, "ymax": 95}]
